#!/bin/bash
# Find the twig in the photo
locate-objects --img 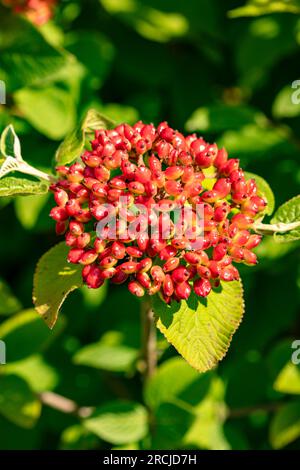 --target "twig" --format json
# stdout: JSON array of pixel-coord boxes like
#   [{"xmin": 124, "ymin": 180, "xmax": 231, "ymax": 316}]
[
  {"xmin": 228, "ymin": 402, "xmax": 283, "ymax": 419},
  {"xmin": 39, "ymin": 391, "xmax": 93, "ymax": 418}
]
